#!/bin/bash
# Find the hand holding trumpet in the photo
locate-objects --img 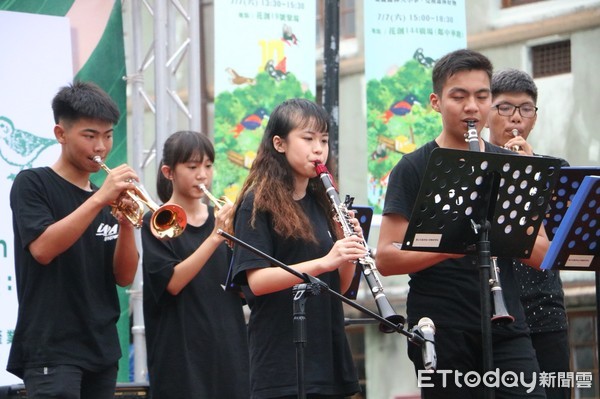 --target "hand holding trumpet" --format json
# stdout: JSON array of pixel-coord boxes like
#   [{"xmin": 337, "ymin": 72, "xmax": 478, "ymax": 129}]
[
  {"xmin": 93, "ymin": 157, "xmax": 140, "ymax": 208},
  {"xmin": 94, "ymin": 156, "xmax": 186, "ymax": 239},
  {"xmin": 503, "ymin": 129, "xmax": 533, "ymax": 155},
  {"xmin": 198, "ymin": 184, "xmax": 235, "ymax": 246}
]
